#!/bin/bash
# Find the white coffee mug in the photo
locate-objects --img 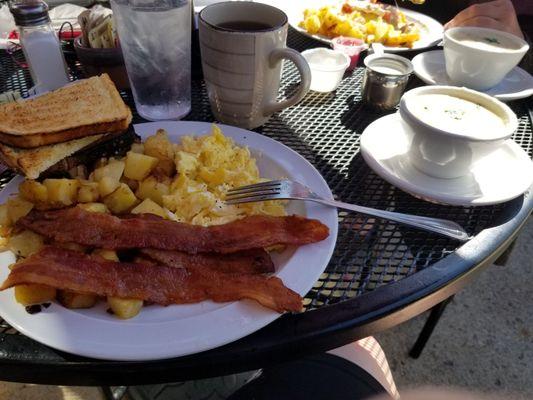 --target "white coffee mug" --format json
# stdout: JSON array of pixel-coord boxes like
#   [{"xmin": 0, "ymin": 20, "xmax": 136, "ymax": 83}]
[{"xmin": 199, "ymin": 1, "xmax": 311, "ymax": 129}]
